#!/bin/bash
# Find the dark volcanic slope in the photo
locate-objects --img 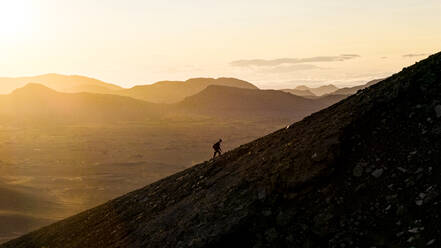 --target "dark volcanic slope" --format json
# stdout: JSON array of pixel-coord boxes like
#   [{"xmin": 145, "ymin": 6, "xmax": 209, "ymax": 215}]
[{"xmin": 3, "ymin": 52, "xmax": 441, "ymax": 247}]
